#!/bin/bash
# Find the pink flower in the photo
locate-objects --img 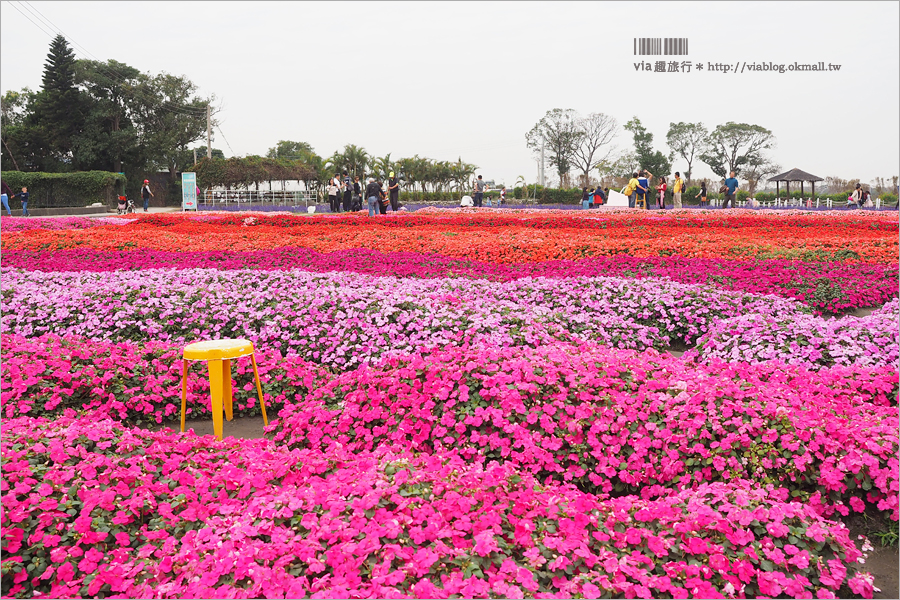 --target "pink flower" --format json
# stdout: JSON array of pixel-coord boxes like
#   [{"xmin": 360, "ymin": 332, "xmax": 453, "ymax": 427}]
[{"xmin": 473, "ymin": 531, "xmax": 499, "ymax": 556}]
